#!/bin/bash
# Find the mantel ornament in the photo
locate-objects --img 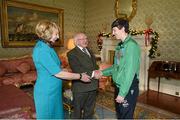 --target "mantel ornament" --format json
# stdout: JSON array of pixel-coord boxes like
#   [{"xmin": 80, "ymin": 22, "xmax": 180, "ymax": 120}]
[{"xmin": 114, "ymin": 0, "xmax": 137, "ymax": 21}]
